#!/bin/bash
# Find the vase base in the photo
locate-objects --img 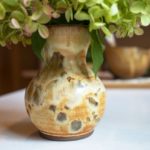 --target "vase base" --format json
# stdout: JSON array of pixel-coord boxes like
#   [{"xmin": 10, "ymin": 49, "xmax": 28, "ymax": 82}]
[{"xmin": 39, "ymin": 130, "xmax": 94, "ymax": 141}]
